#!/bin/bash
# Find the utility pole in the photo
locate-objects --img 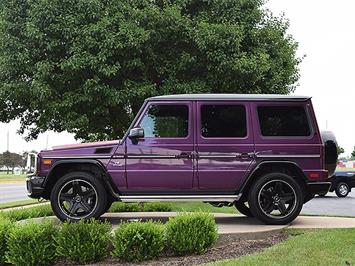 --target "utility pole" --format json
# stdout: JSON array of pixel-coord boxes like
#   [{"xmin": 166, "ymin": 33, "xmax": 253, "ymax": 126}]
[
  {"xmin": 6, "ymin": 130, "xmax": 9, "ymax": 151},
  {"xmin": 45, "ymin": 134, "xmax": 49, "ymax": 150}
]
